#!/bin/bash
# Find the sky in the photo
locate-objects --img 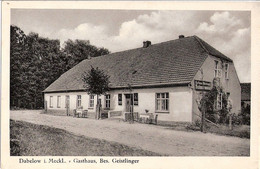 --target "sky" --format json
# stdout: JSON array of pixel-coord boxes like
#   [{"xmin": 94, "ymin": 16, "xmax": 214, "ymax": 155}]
[{"xmin": 11, "ymin": 9, "xmax": 251, "ymax": 82}]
